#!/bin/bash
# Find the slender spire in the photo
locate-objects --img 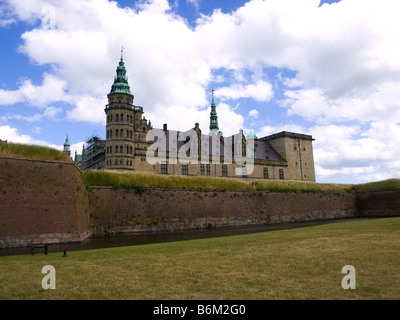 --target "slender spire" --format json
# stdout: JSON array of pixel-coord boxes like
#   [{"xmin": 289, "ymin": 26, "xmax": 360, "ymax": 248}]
[
  {"xmin": 64, "ymin": 135, "xmax": 70, "ymax": 147},
  {"xmin": 209, "ymin": 89, "xmax": 220, "ymax": 135},
  {"xmin": 109, "ymin": 48, "xmax": 132, "ymax": 96}
]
